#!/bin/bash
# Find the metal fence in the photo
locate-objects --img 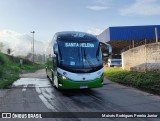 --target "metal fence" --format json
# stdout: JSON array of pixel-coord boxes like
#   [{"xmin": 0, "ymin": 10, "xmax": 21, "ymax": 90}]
[{"xmin": 121, "ymin": 39, "xmax": 159, "ymax": 53}]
